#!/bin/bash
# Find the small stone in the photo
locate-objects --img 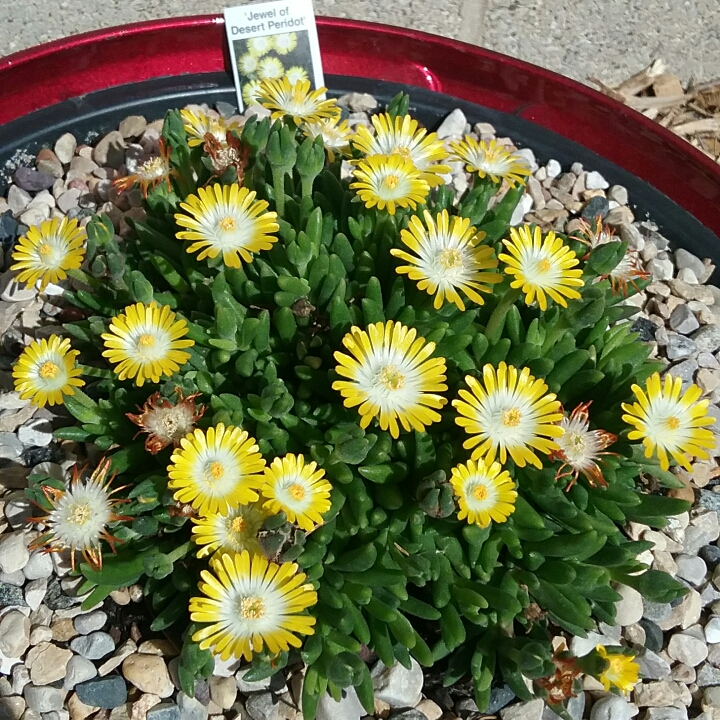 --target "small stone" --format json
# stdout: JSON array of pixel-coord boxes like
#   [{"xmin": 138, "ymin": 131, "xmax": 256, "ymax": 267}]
[
  {"xmin": 659, "ymin": 589, "xmax": 702, "ymax": 630},
  {"xmin": 608, "ymin": 185, "xmax": 629, "ymax": 204},
  {"xmin": 28, "ymin": 625, "xmax": 52, "ymax": 647},
  {"xmin": 75, "ymin": 677, "xmax": 127, "ymax": 710},
  {"xmin": 648, "ymin": 257, "xmax": 674, "ymax": 281},
  {"xmin": 136, "ymin": 639, "xmax": 175, "ymax": 657},
  {"xmin": 22, "ymin": 552, "xmax": 53, "ymax": 581},
  {"xmin": 675, "ymin": 248, "xmax": 706, "ymax": 280},
  {"xmin": 0, "ymin": 611, "xmax": 30, "ymax": 658},
  {"xmin": 640, "ymin": 619, "xmax": 665, "ymax": 653},
  {"xmin": 614, "ymin": 584, "xmax": 644, "ymax": 625},
  {"xmin": 693, "ymin": 325, "xmax": 720, "ymax": 353},
  {"xmin": 207, "ymin": 677, "xmax": 235, "ymax": 711},
  {"xmin": 36, "ymin": 149, "xmax": 64, "ymax": 179},
  {"xmin": 97, "ymin": 639, "xmax": 136, "ymax": 676},
  {"xmin": 93, "ymin": 132, "xmax": 126, "ymax": 168},
  {"xmin": 697, "ymin": 368, "xmax": 720, "ymax": 394},
  {"xmin": 631, "ymin": 317, "xmax": 657, "ymax": 342},
  {"xmin": 666, "ymin": 334, "xmax": 697, "ymax": 360},
  {"xmin": 678, "ymin": 267, "xmax": 699, "ymax": 284},
  {"xmin": 23, "ymin": 686, "xmax": 65, "ymax": 714},
  {"xmin": 177, "ymin": 692, "xmax": 208, "ymax": 720},
  {"xmin": 63, "ymin": 656, "xmax": 97, "ymax": 691},
  {"xmin": 70, "ymin": 631, "xmax": 115, "ymax": 660},
  {"xmin": 371, "ymin": 659, "xmax": 423, "ymax": 708},
  {"xmin": 54, "ymin": 134, "xmax": 77, "ymax": 164},
  {"xmin": 668, "ymin": 632, "xmax": 708, "ymax": 666},
  {"xmin": 638, "ymin": 649, "xmax": 672, "ymax": 680},
  {"xmin": 67, "ymin": 692, "xmax": 97, "ymax": 720},
  {"xmin": 389, "ymin": 710, "xmax": 426, "ymax": 720},
  {"xmin": 0, "ymin": 272, "xmax": 36, "ymax": 303},
  {"xmin": 543, "ymin": 693, "xmax": 585, "ymax": 720},
  {"xmin": 509, "ymin": 194, "xmax": 533, "ymax": 226},
  {"xmin": 337, "ymin": 93, "xmax": 378, "ymax": 113},
  {"xmin": 14, "ymin": 167, "xmax": 55, "ymax": 193},
  {"xmin": 0, "ymin": 583, "xmax": 26, "ymax": 609},
  {"xmin": 697, "ymin": 661, "xmax": 720, "ymax": 686},
  {"xmin": 122, "ymin": 654, "xmax": 173, "ymax": 698},
  {"xmin": 146, "ymin": 703, "xmax": 179, "ymax": 720},
  {"xmin": 436, "ymin": 109, "xmax": 467, "ymax": 139},
  {"xmin": 675, "ymin": 554, "xmax": 708, "ymax": 586},
  {"xmin": 644, "ymin": 709, "xmax": 687, "ymax": 720},
  {"xmin": 500, "ymin": 699, "xmax": 544, "ymax": 720},
  {"xmin": 588, "ymin": 695, "xmax": 635, "ymax": 720},
  {"xmin": 56, "ymin": 190, "xmax": 81, "ymax": 214},
  {"xmin": 585, "ymin": 171, "xmax": 609, "ymax": 190},
  {"xmin": 704, "ymin": 615, "xmax": 720, "ymax": 643},
  {"xmin": 634, "ymin": 681, "xmax": 683, "ymax": 706},
  {"xmin": 26, "ymin": 642, "xmax": 72, "ymax": 684},
  {"xmin": 414, "ymin": 700, "xmax": 441, "ymax": 720},
  {"xmin": 51, "ymin": 618, "xmax": 77, "ymax": 643},
  {"xmin": 316, "ymin": 685, "xmax": 363, "ymax": 720},
  {"xmin": 74, "ymin": 610, "xmax": 107, "ymax": 635},
  {"xmin": 17, "ymin": 419, "xmax": 53, "ymax": 448},
  {"xmin": 119, "ymin": 116, "xmax": 147, "ymax": 139},
  {"xmin": 24, "ymin": 578, "xmax": 47, "ymax": 612},
  {"xmin": 669, "ymin": 305, "xmax": 700, "ymax": 335},
  {"xmin": 581, "ymin": 195, "xmax": 609, "ymax": 221}
]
